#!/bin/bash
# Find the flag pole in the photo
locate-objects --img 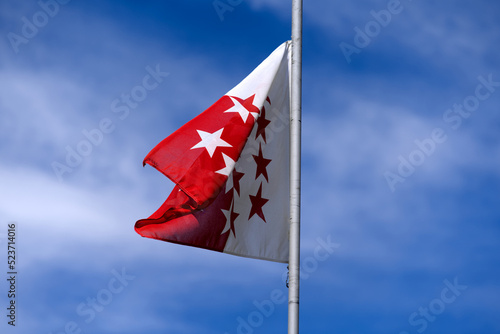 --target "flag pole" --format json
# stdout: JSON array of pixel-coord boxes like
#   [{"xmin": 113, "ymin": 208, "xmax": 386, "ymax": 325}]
[{"xmin": 289, "ymin": 0, "xmax": 302, "ymax": 333}]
